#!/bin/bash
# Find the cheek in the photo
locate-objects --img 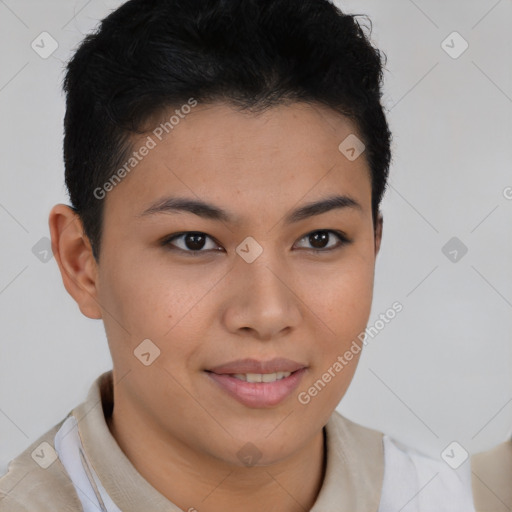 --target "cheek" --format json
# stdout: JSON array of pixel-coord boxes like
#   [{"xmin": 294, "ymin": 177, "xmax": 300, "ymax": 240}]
[
  {"xmin": 310, "ymin": 256, "xmax": 375, "ymax": 337},
  {"xmin": 99, "ymin": 256, "xmax": 216, "ymax": 372},
  {"xmin": 301, "ymin": 268, "xmax": 372, "ymax": 411},
  {"xmin": 98, "ymin": 251, "xmax": 182, "ymax": 333},
  {"xmin": 306, "ymin": 246, "xmax": 375, "ymax": 395}
]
